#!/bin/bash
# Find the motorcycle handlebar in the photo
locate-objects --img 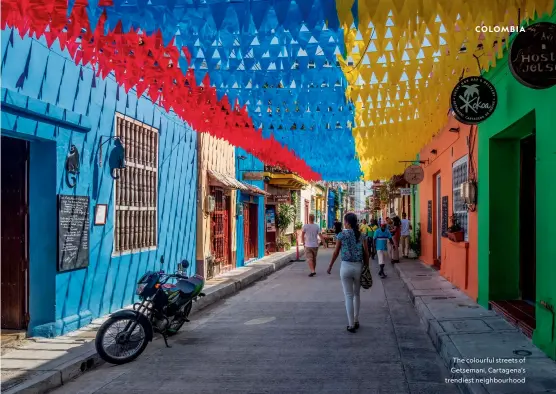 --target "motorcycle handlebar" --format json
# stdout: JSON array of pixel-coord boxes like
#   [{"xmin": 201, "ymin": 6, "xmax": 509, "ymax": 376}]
[{"xmin": 159, "ymin": 273, "xmax": 188, "ymax": 283}]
